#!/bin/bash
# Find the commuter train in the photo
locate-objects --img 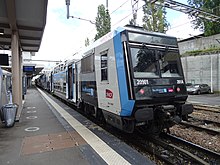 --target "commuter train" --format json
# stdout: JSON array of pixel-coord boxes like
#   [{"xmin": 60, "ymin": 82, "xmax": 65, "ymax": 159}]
[
  {"xmin": 36, "ymin": 25, "xmax": 193, "ymax": 134},
  {"xmin": 35, "ymin": 69, "xmax": 52, "ymax": 91},
  {"xmin": 0, "ymin": 67, "xmax": 12, "ymax": 121}
]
